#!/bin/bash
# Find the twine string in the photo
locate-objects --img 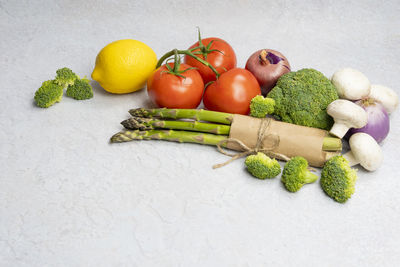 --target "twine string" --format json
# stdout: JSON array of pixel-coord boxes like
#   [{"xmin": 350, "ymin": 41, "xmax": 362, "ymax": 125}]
[{"xmin": 213, "ymin": 118, "xmax": 290, "ymax": 169}]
